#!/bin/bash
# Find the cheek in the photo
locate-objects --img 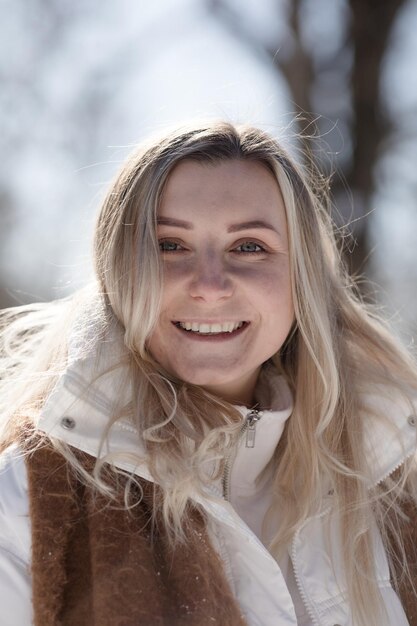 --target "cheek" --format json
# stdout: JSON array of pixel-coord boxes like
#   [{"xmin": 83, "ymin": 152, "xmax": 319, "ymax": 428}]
[
  {"xmin": 146, "ymin": 328, "xmax": 174, "ymax": 373},
  {"xmin": 157, "ymin": 266, "xmax": 182, "ymax": 313},
  {"xmin": 261, "ymin": 265, "xmax": 294, "ymax": 329},
  {"xmin": 256, "ymin": 262, "xmax": 292, "ymax": 299}
]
